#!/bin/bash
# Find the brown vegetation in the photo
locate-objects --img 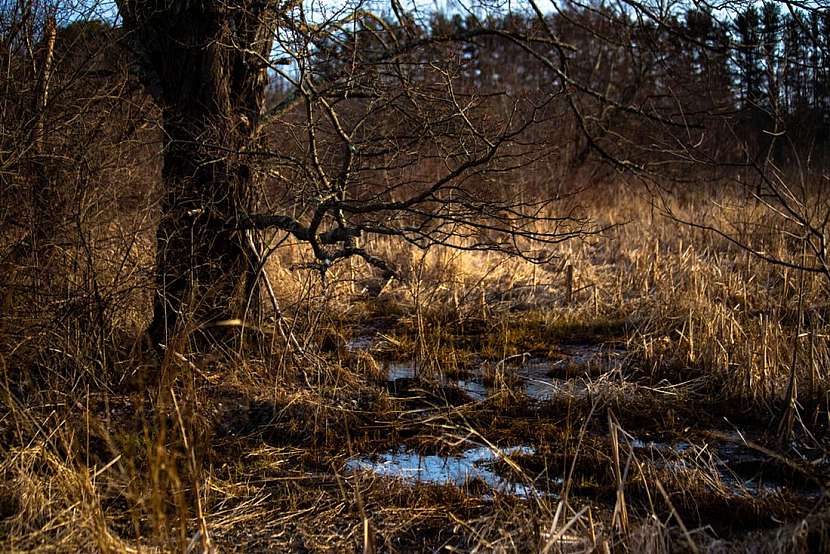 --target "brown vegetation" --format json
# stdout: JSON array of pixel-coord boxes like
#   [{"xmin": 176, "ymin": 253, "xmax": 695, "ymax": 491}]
[
  {"xmin": 2, "ymin": 186, "xmax": 827, "ymax": 552},
  {"xmin": 1, "ymin": 1, "xmax": 828, "ymax": 552}
]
